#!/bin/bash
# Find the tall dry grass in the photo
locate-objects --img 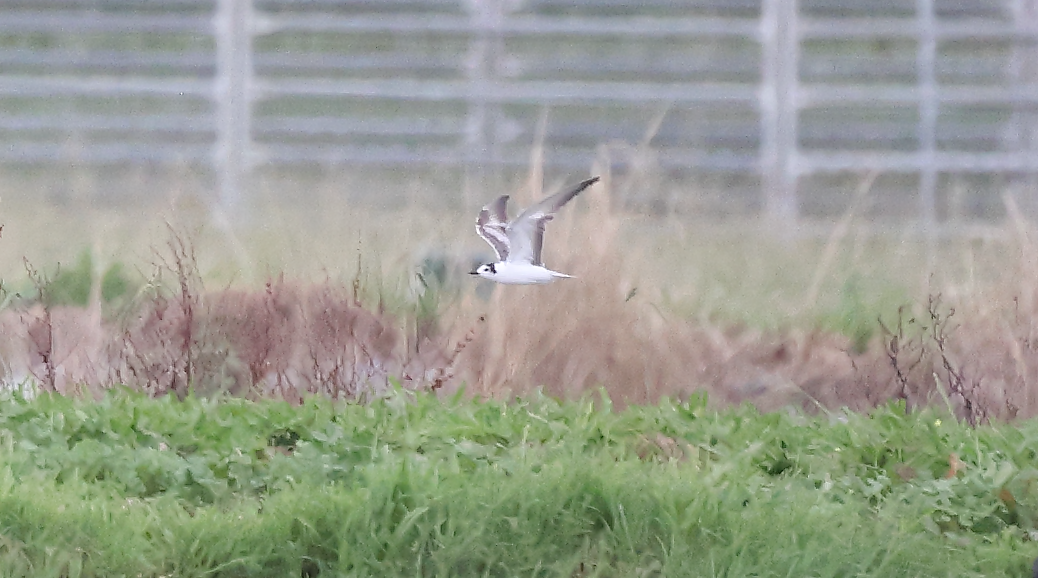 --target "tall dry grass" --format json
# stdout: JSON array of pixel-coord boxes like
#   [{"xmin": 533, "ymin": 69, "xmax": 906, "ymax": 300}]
[
  {"xmin": 436, "ymin": 173, "xmax": 855, "ymax": 409},
  {"xmin": 429, "ymin": 174, "xmax": 1038, "ymax": 419},
  {"xmin": 4, "ymin": 167, "xmax": 1038, "ymax": 420}
]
